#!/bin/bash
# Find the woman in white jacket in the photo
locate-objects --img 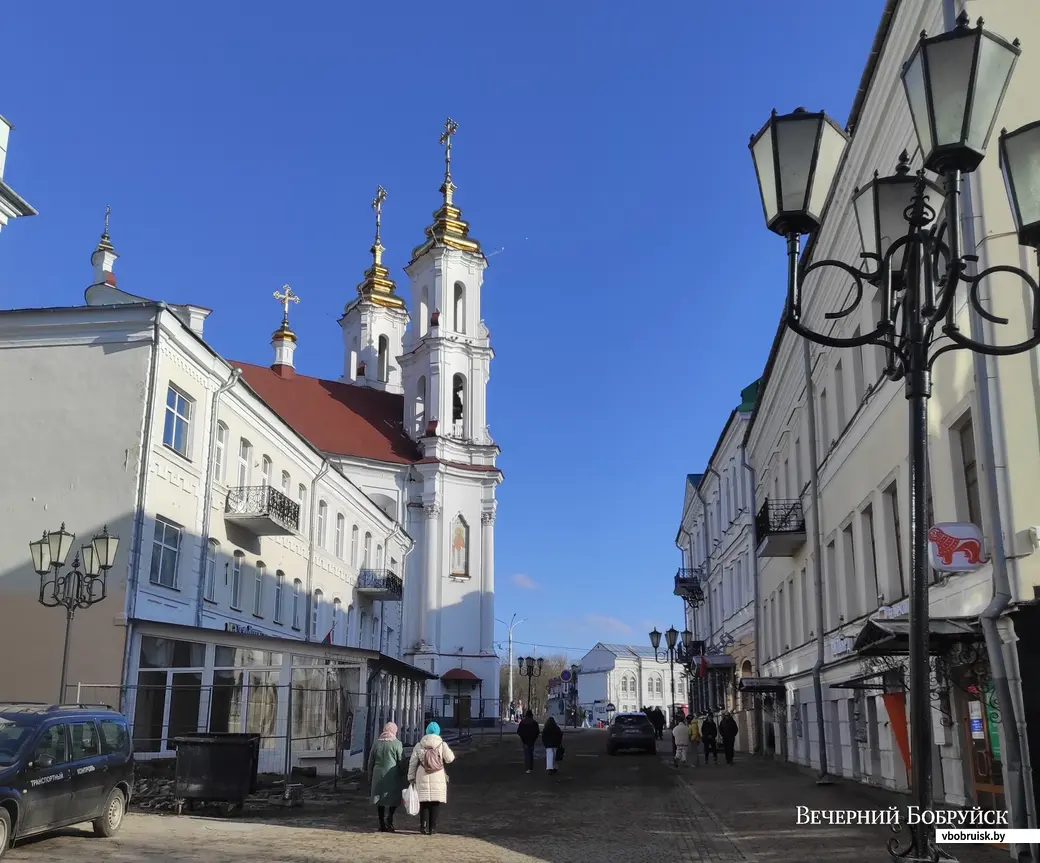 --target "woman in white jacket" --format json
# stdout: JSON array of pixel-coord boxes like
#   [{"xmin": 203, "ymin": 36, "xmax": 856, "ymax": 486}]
[{"xmin": 407, "ymin": 721, "xmax": 456, "ymax": 835}]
